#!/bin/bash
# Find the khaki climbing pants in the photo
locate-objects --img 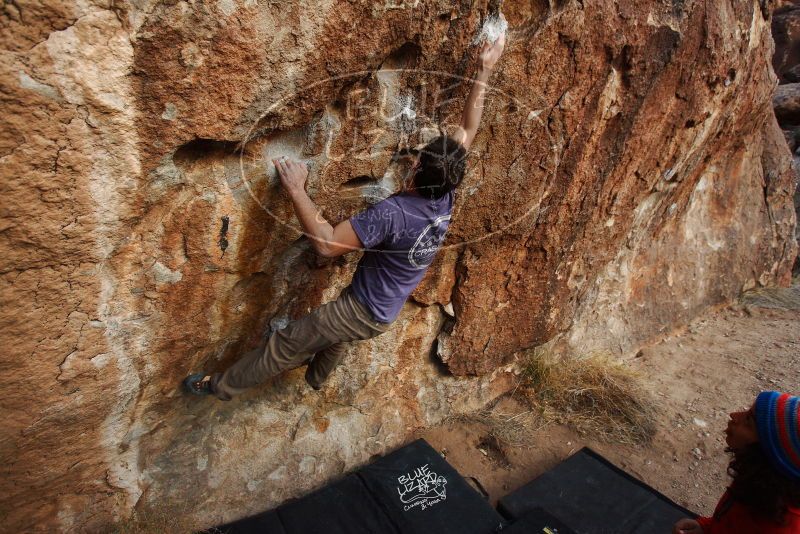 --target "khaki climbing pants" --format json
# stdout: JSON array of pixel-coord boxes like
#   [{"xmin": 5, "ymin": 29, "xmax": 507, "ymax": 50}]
[{"xmin": 211, "ymin": 286, "xmax": 392, "ymax": 400}]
